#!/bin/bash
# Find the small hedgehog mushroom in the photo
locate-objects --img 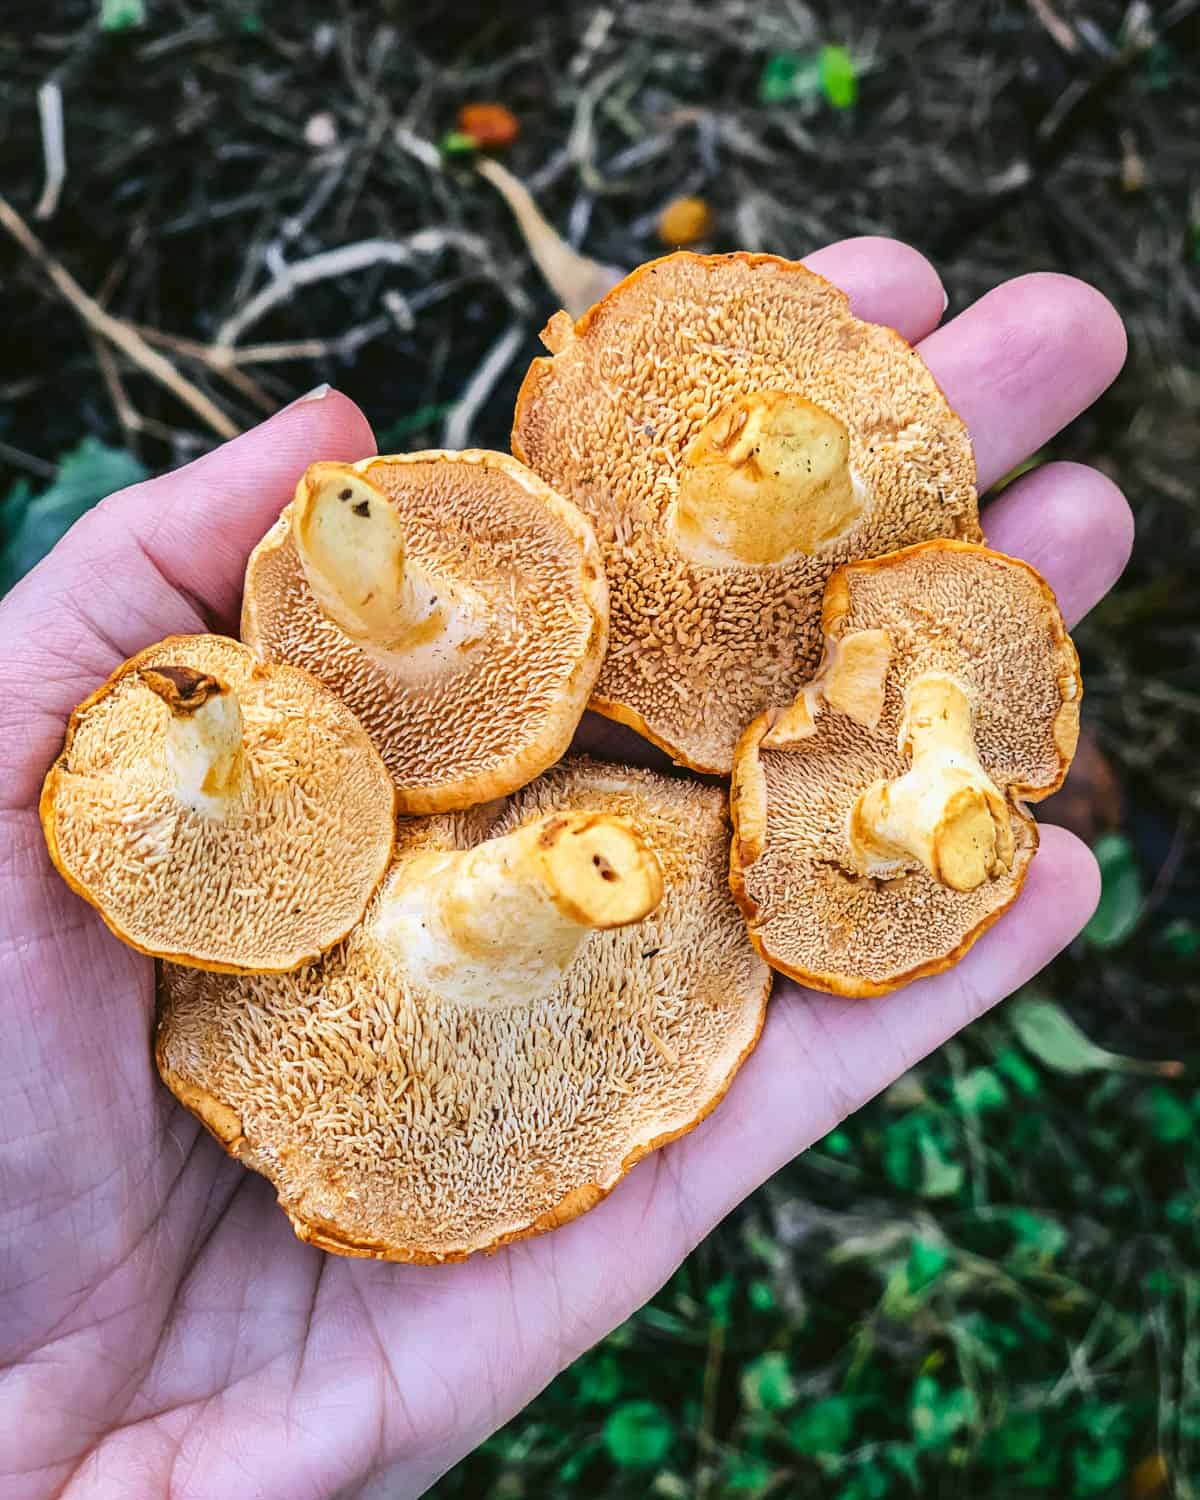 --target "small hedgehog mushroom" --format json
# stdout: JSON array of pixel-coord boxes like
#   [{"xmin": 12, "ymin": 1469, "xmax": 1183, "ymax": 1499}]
[
  {"xmin": 40, "ymin": 635, "xmax": 395, "ymax": 973},
  {"xmin": 242, "ymin": 450, "xmax": 608, "ymax": 813},
  {"xmin": 730, "ymin": 542, "xmax": 1081, "ymax": 997},
  {"xmin": 157, "ymin": 761, "xmax": 771, "ymax": 1261},
  {"xmin": 512, "ymin": 251, "xmax": 979, "ymax": 772}
]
